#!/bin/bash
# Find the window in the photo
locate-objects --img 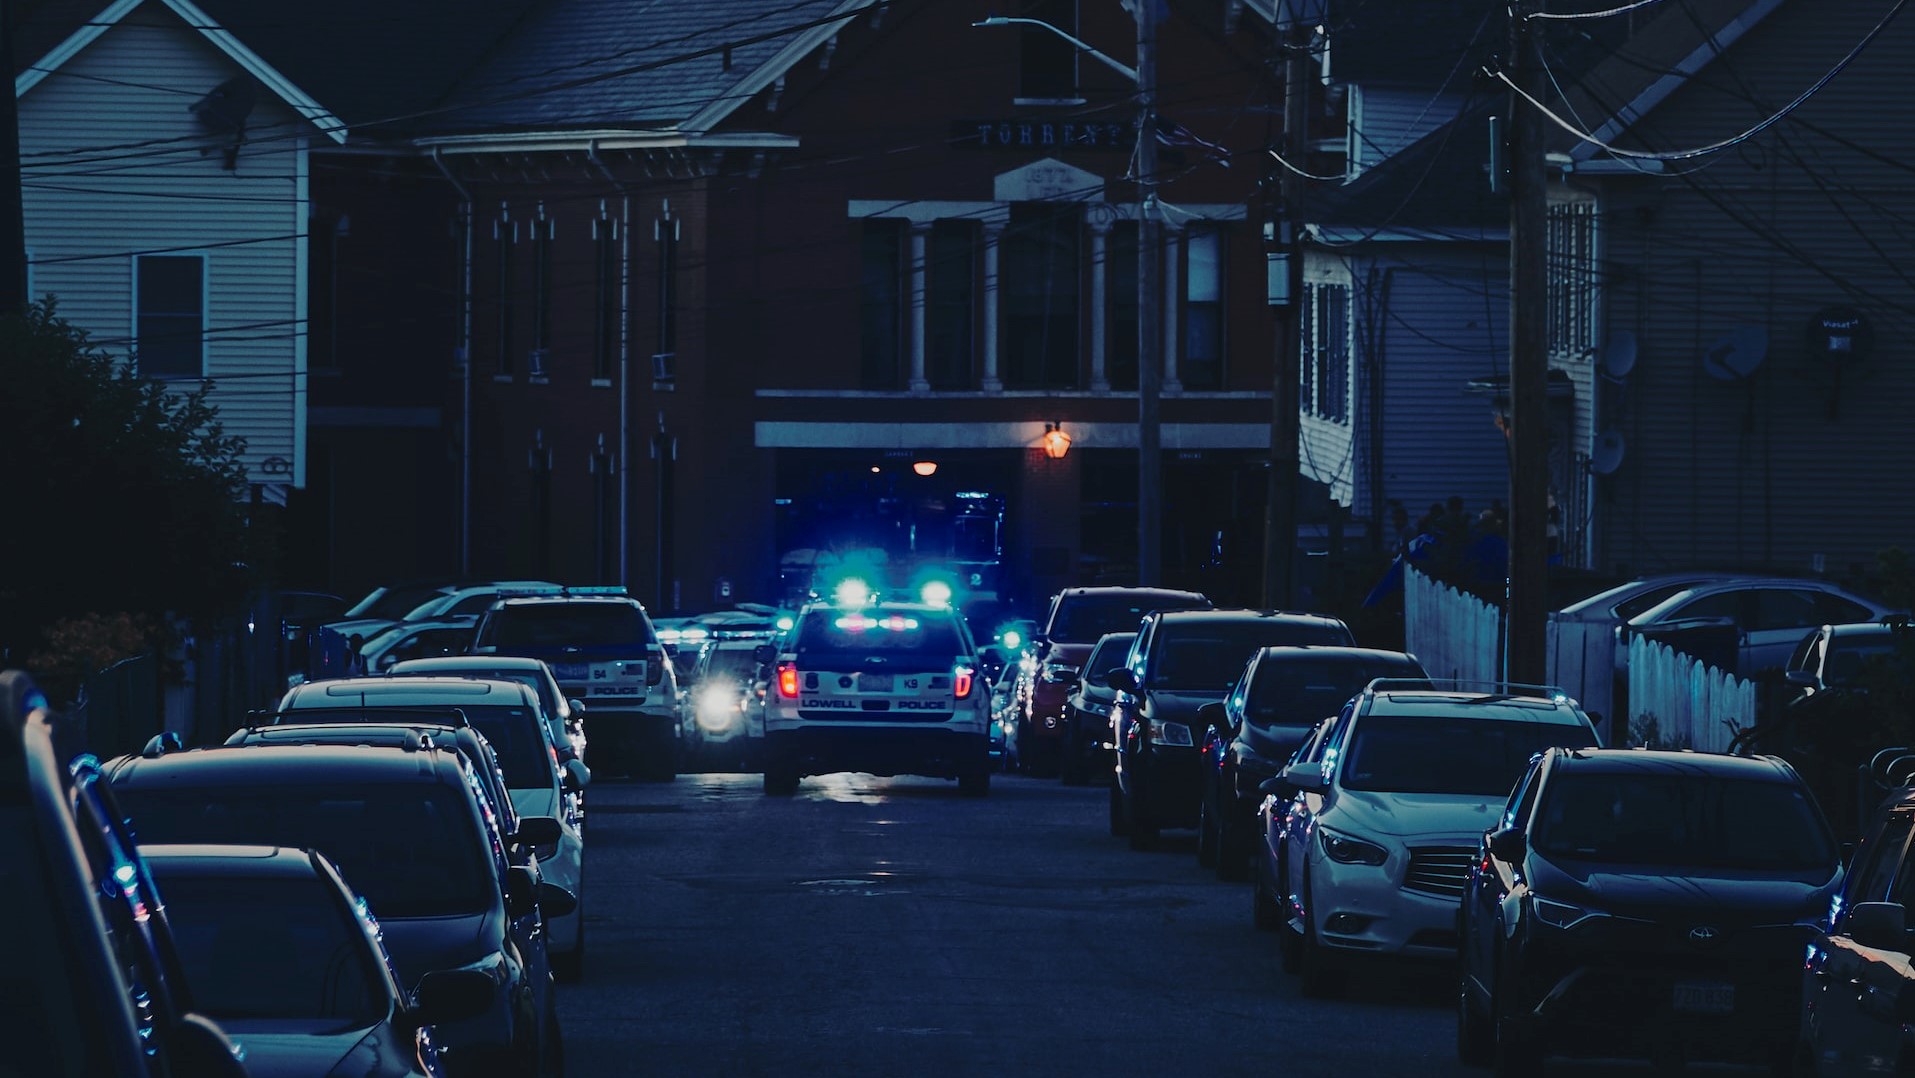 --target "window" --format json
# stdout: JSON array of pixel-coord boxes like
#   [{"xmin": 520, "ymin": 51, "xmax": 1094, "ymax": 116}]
[
  {"xmin": 859, "ymin": 219, "xmax": 904, "ymax": 389},
  {"xmin": 1183, "ymin": 229, "xmax": 1223, "ymax": 390},
  {"xmin": 1547, "ymin": 201, "xmax": 1597, "ymax": 358},
  {"xmin": 134, "ymin": 255, "xmax": 205, "ymax": 378},
  {"xmin": 655, "ymin": 213, "xmax": 678, "ymax": 364},
  {"xmin": 495, "ymin": 214, "xmax": 516, "ymax": 376},
  {"xmin": 1002, "ymin": 203, "xmax": 1081, "ymax": 389},
  {"xmin": 1017, "ymin": 0, "xmax": 1078, "ymax": 100},
  {"xmin": 1304, "ymin": 282, "xmax": 1348, "ymax": 420},
  {"xmin": 593, "ymin": 215, "xmax": 619, "ymax": 381},
  {"xmin": 308, "ymin": 210, "xmax": 341, "ymax": 371},
  {"xmin": 531, "ymin": 211, "xmax": 553, "ymax": 374},
  {"xmin": 927, "ymin": 221, "xmax": 976, "ymax": 389},
  {"xmin": 1107, "ymin": 221, "xmax": 1139, "ymax": 391},
  {"xmin": 593, "ymin": 450, "xmax": 618, "ymax": 584}
]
